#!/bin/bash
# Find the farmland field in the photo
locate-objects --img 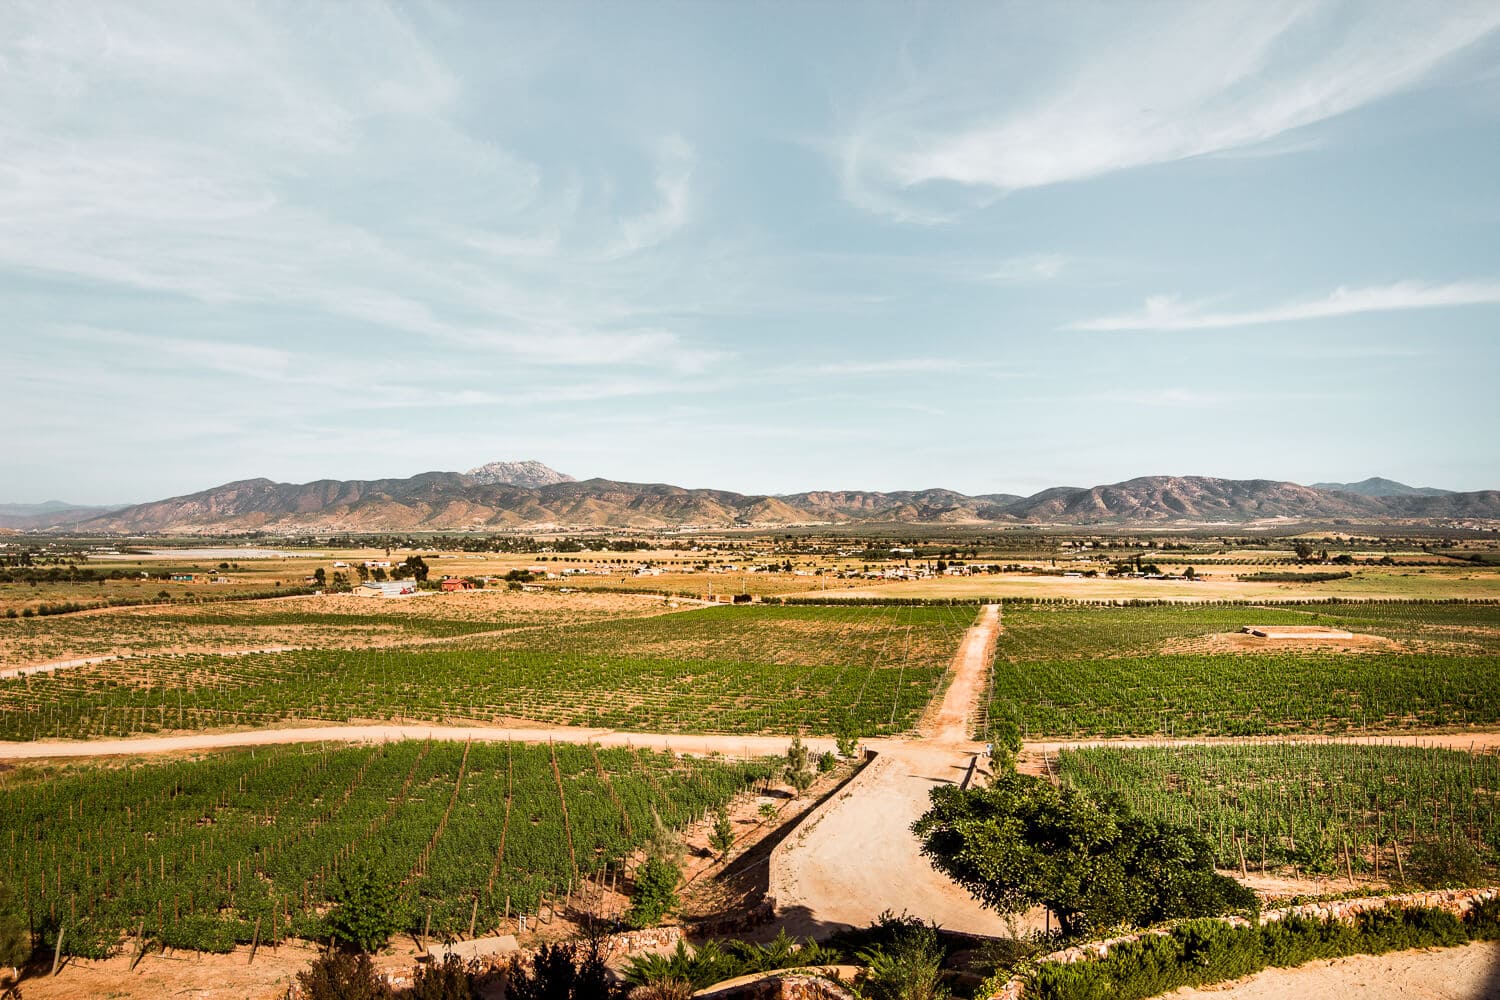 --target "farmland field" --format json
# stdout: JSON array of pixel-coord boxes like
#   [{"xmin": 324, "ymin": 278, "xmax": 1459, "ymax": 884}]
[
  {"xmin": 0, "ymin": 740, "xmax": 773, "ymax": 957},
  {"xmin": 0, "ymin": 590, "xmax": 689, "ymax": 671},
  {"xmin": 0, "ymin": 604, "xmax": 974, "ymax": 740},
  {"xmin": 1056, "ymin": 743, "xmax": 1500, "ymax": 881},
  {"xmin": 983, "ymin": 601, "xmax": 1500, "ymax": 739}
]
